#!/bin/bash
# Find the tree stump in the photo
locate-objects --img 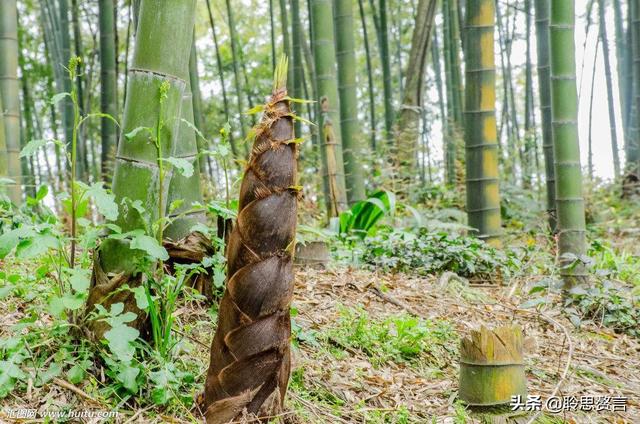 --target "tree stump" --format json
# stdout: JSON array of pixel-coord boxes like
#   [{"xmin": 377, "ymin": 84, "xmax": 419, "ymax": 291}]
[{"xmin": 459, "ymin": 325, "xmax": 527, "ymax": 406}]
